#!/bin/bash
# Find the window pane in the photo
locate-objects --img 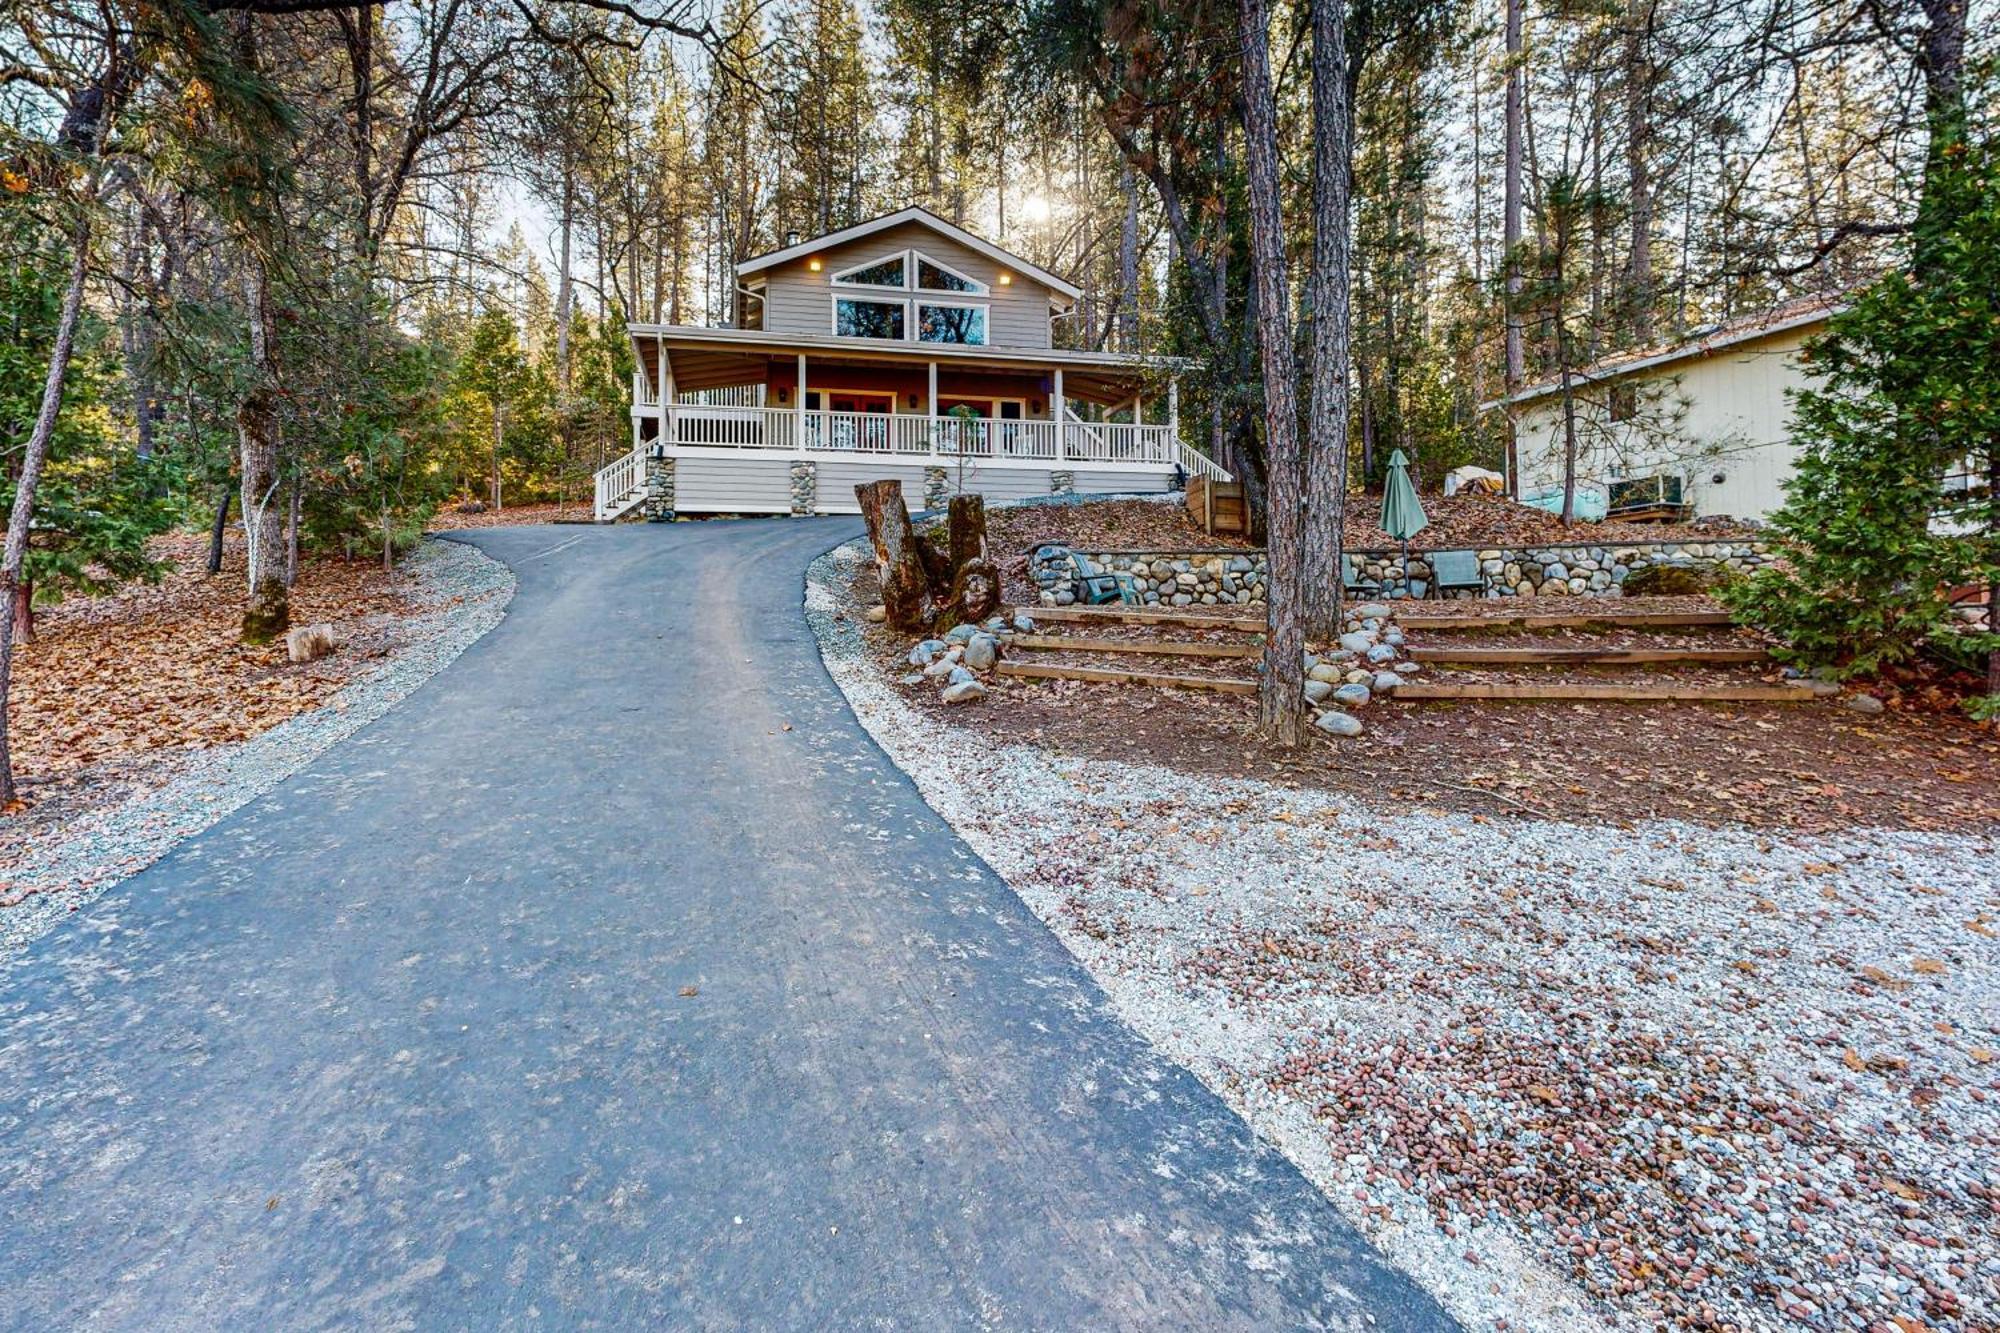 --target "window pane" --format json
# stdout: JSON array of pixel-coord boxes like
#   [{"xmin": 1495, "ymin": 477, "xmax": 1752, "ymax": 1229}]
[
  {"xmin": 917, "ymin": 304, "xmax": 987, "ymax": 345},
  {"xmin": 836, "ymin": 298, "xmax": 906, "ymax": 340},
  {"xmin": 916, "ymin": 258, "xmax": 978, "ymax": 292},
  {"xmin": 835, "ymin": 257, "xmax": 905, "ymax": 287}
]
